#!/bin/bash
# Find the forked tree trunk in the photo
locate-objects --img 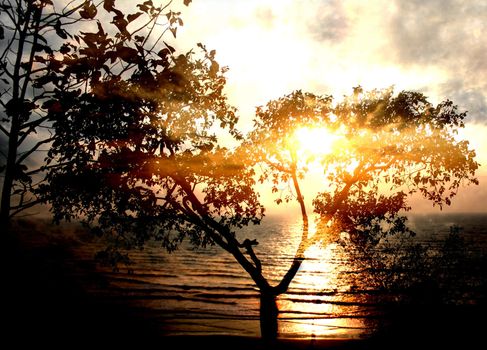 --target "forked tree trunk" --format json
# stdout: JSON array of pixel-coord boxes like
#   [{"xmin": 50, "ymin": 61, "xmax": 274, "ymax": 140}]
[{"xmin": 260, "ymin": 292, "xmax": 279, "ymax": 340}]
